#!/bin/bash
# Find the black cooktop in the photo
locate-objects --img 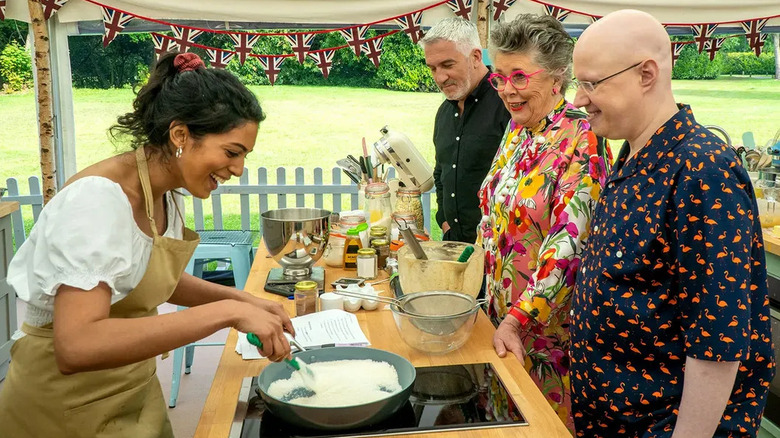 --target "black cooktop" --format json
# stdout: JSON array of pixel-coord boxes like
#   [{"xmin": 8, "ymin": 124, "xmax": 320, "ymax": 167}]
[{"xmin": 230, "ymin": 362, "xmax": 528, "ymax": 438}]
